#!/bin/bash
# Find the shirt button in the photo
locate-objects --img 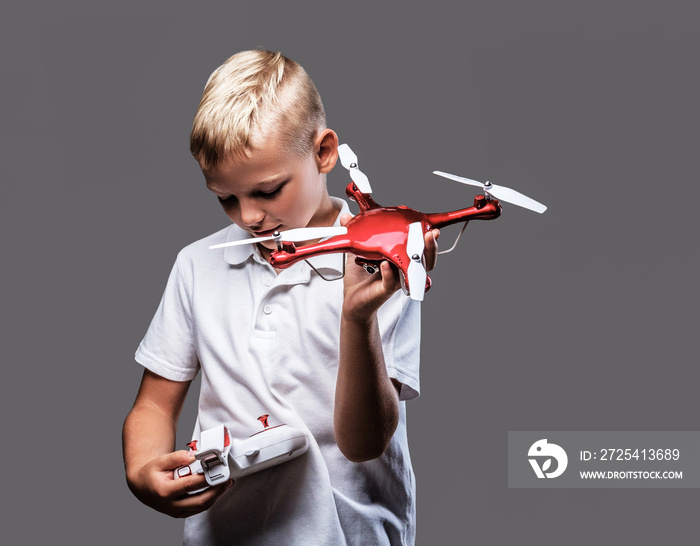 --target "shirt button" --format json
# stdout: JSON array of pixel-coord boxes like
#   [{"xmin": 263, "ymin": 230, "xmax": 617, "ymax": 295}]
[
  {"xmin": 264, "ymin": 278, "xmax": 272, "ymax": 286},
  {"xmin": 264, "ymin": 305, "xmax": 272, "ymax": 315}
]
